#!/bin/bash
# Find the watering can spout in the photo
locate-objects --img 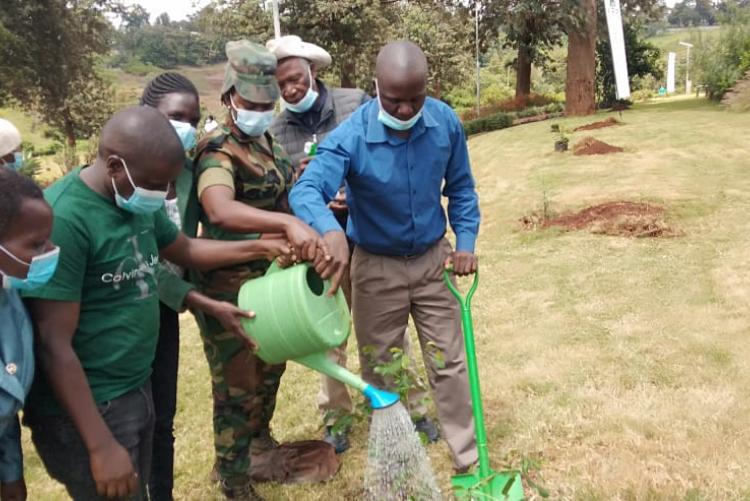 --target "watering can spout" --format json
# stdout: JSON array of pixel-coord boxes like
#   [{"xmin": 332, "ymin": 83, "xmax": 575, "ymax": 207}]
[
  {"xmin": 362, "ymin": 385, "xmax": 400, "ymax": 410},
  {"xmin": 294, "ymin": 352, "xmax": 399, "ymax": 410}
]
